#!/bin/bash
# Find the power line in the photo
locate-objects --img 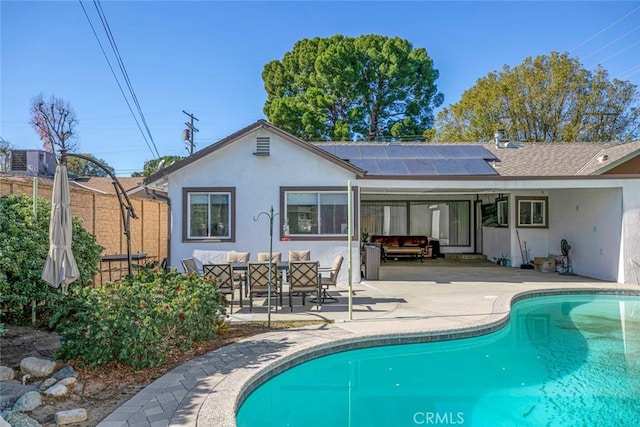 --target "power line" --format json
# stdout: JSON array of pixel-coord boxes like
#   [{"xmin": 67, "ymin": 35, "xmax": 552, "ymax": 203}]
[
  {"xmin": 93, "ymin": 0, "xmax": 159, "ymax": 158},
  {"xmin": 569, "ymin": 5, "xmax": 640, "ymax": 53},
  {"xmin": 598, "ymin": 39, "xmax": 640, "ymax": 65},
  {"xmin": 78, "ymin": 0, "xmax": 160, "ymax": 159},
  {"xmin": 581, "ymin": 25, "xmax": 640, "ymax": 60}
]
